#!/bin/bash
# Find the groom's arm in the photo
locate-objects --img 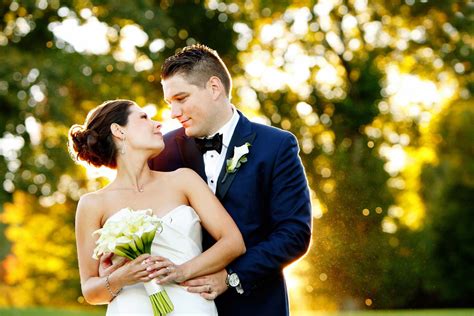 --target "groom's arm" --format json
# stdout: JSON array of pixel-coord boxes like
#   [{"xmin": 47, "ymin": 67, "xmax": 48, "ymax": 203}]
[
  {"xmin": 183, "ymin": 132, "xmax": 312, "ymax": 298},
  {"xmin": 228, "ymin": 132, "xmax": 312, "ymax": 295}
]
